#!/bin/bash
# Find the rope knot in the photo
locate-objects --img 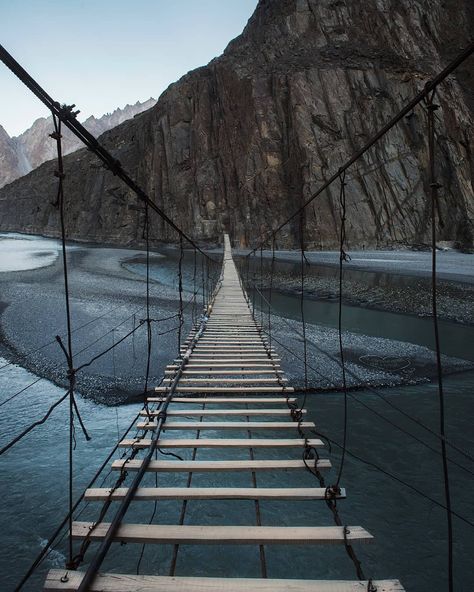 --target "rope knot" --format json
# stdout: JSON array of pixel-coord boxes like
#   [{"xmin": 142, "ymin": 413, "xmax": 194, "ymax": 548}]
[
  {"xmin": 291, "ymin": 407, "xmax": 303, "ymax": 422},
  {"xmin": 66, "ymin": 368, "xmax": 76, "ymax": 380},
  {"xmin": 59, "ymin": 103, "xmax": 80, "ymax": 118},
  {"xmin": 325, "ymin": 484, "xmax": 341, "ymax": 500},
  {"xmin": 343, "ymin": 525, "xmax": 351, "ymax": 543},
  {"xmin": 340, "ymin": 248, "xmax": 351, "ymax": 262}
]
